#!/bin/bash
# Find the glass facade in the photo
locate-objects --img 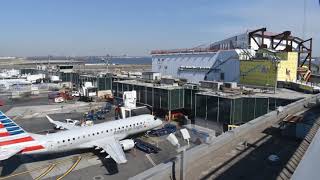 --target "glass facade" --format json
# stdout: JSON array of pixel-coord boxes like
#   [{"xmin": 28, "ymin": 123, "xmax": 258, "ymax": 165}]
[
  {"xmin": 60, "ymin": 72, "xmax": 80, "ymax": 85},
  {"xmin": 195, "ymin": 94, "xmax": 271, "ymax": 125},
  {"xmin": 207, "ymin": 96, "xmax": 219, "ymax": 122},
  {"xmin": 195, "ymin": 94, "xmax": 207, "ymax": 119},
  {"xmin": 113, "ymin": 81, "xmax": 297, "ymax": 125},
  {"xmin": 170, "ymin": 89, "xmax": 184, "ymax": 110},
  {"xmin": 20, "ymin": 68, "xmax": 39, "ymax": 75},
  {"xmin": 113, "ymin": 81, "xmax": 184, "ymax": 111},
  {"xmin": 97, "ymin": 77, "xmax": 112, "ymax": 90},
  {"xmin": 218, "ymin": 97, "xmax": 231, "ymax": 125}
]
